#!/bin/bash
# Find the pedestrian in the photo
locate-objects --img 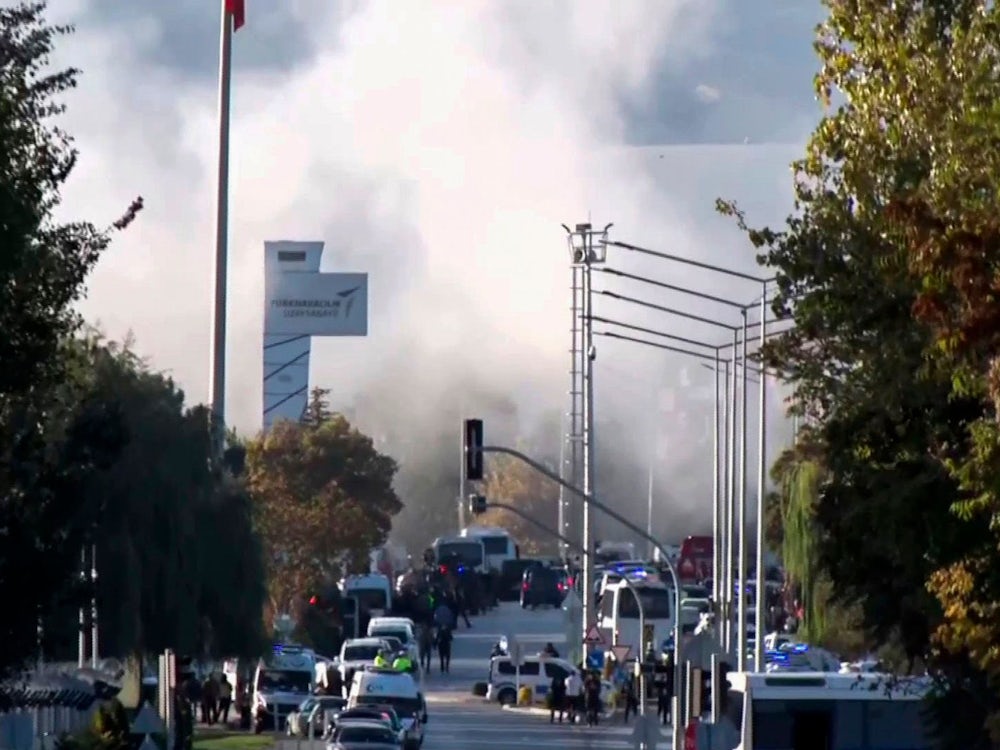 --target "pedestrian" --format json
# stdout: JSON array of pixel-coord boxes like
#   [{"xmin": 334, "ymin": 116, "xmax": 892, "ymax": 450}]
[
  {"xmin": 453, "ymin": 591, "xmax": 472, "ymax": 628},
  {"xmin": 585, "ymin": 672, "xmax": 601, "ymax": 727},
  {"xmin": 564, "ymin": 670, "xmax": 582, "ymax": 724},
  {"xmin": 549, "ymin": 673, "xmax": 566, "ymax": 723},
  {"xmin": 200, "ymin": 674, "xmax": 217, "ymax": 725},
  {"xmin": 437, "ymin": 625, "xmax": 453, "ymax": 674},
  {"xmin": 659, "ymin": 652, "xmax": 675, "ymax": 726},
  {"xmin": 622, "ymin": 675, "xmax": 639, "ymax": 722},
  {"xmin": 418, "ymin": 624, "xmax": 434, "ymax": 673},
  {"xmin": 217, "ymin": 674, "xmax": 233, "ymax": 725}
]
